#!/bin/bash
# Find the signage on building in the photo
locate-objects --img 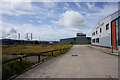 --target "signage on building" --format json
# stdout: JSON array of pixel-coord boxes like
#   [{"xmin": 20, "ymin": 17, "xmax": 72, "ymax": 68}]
[{"xmin": 96, "ymin": 22, "xmax": 104, "ymax": 29}]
